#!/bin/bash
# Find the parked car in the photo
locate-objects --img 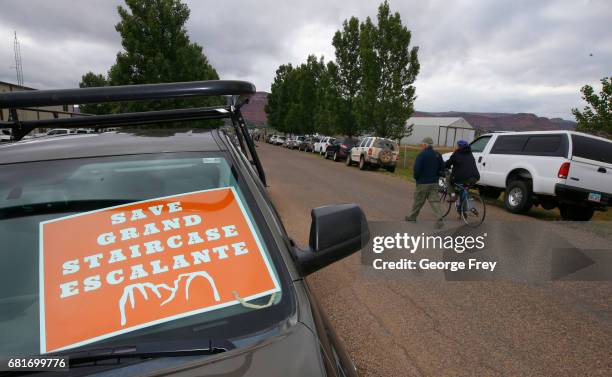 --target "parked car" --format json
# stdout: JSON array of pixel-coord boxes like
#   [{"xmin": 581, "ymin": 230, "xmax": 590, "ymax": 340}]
[
  {"xmin": 274, "ymin": 135, "xmax": 286, "ymax": 146},
  {"xmin": 442, "ymin": 130, "xmax": 611, "ymax": 220},
  {"xmin": 298, "ymin": 137, "xmax": 312, "ymax": 151},
  {"xmin": 281, "ymin": 137, "xmax": 291, "ymax": 148},
  {"xmin": 0, "ymin": 80, "xmax": 367, "ymax": 377},
  {"xmin": 324, "ymin": 137, "xmax": 360, "ymax": 161},
  {"xmin": 346, "ymin": 136, "xmax": 399, "ymax": 172},
  {"xmin": 314, "ymin": 136, "xmax": 336, "ymax": 155},
  {"xmin": 0, "ymin": 129, "xmax": 11, "ymax": 142},
  {"xmin": 286, "ymin": 136, "xmax": 304, "ymax": 149},
  {"xmin": 299, "ymin": 136, "xmax": 319, "ymax": 152},
  {"xmin": 45, "ymin": 128, "xmax": 72, "ymax": 136},
  {"xmin": 75, "ymin": 128, "xmax": 95, "ymax": 134}
]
